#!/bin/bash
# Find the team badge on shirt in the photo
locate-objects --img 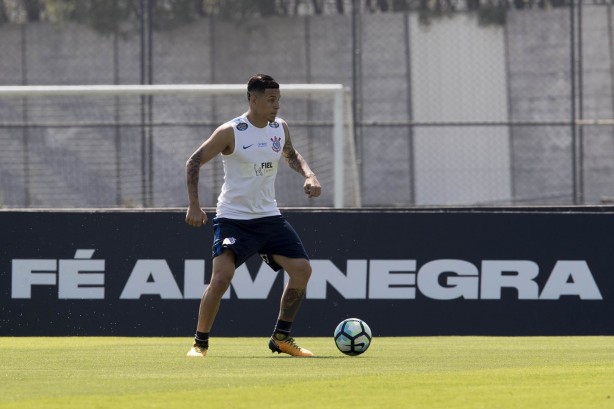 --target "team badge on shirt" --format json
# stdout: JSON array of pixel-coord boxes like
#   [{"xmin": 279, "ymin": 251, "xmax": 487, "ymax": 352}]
[
  {"xmin": 271, "ymin": 136, "xmax": 282, "ymax": 152},
  {"xmin": 236, "ymin": 122, "xmax": 248, "ymax": 131},
  {"xmin": 269, "ymin": 122, "xmax": 279, "ymax": 128}
]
